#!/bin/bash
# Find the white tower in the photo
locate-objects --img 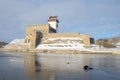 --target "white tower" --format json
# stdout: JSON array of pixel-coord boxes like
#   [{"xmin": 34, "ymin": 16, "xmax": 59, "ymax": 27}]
[{"xmin": 48, "ymin": 16, "xmax": 59, "ymax": 32}]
